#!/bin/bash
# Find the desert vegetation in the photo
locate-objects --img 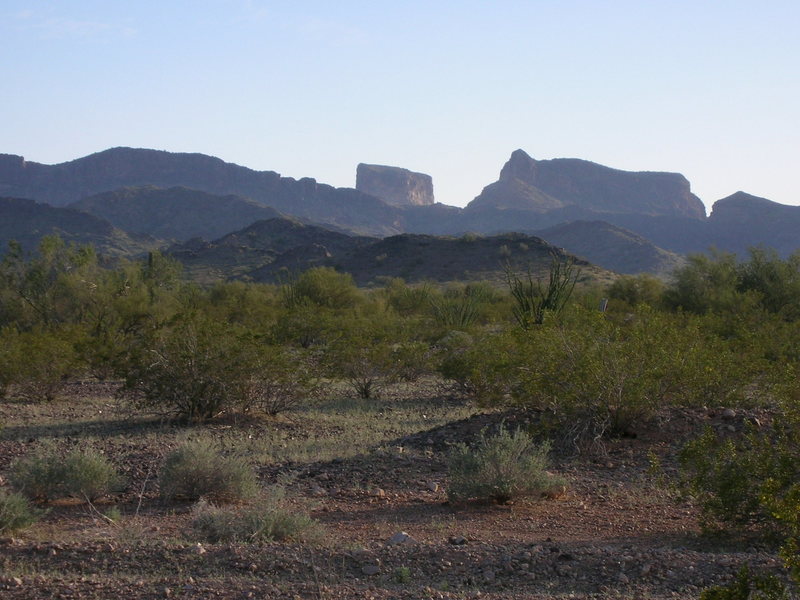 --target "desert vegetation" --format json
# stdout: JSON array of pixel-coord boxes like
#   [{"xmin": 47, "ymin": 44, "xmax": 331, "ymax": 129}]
[{"xmin": 0, "ymin": 236, "xmax": 799, "ymax": 598}]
